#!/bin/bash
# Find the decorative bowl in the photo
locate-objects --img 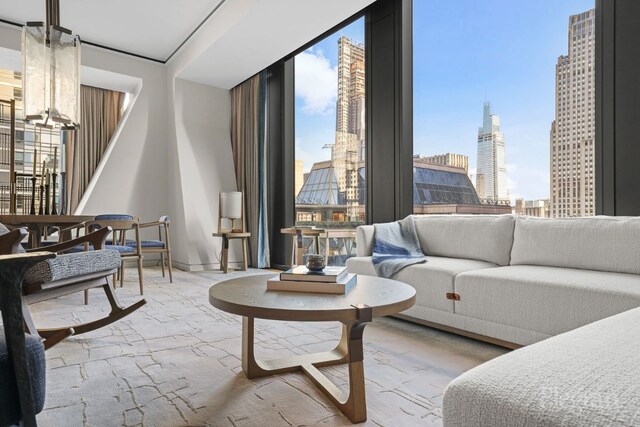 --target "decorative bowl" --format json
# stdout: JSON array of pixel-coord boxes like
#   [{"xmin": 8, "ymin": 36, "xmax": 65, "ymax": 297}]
[{"xmin": 306, "ymin": 255, "xmax": 326, "ymax": 272}]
